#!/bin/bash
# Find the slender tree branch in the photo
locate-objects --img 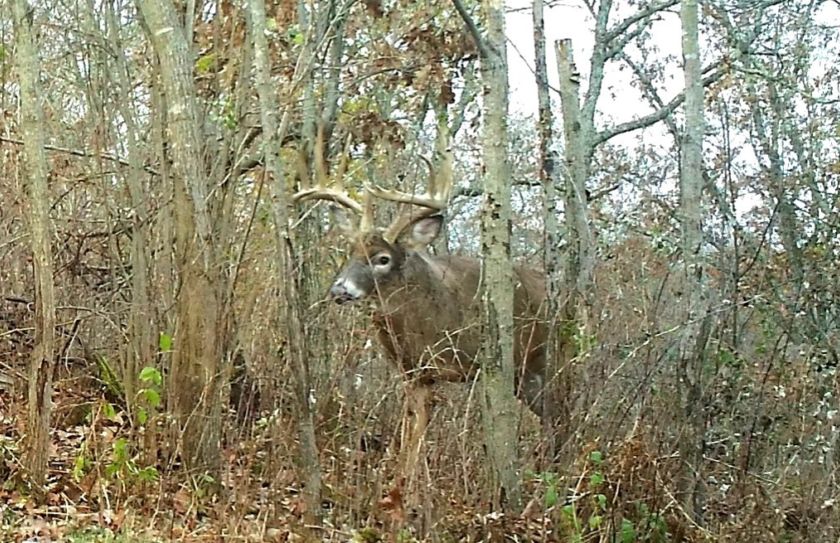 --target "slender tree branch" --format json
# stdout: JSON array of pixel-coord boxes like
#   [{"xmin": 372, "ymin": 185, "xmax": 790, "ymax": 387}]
[
  {"xmin": 450, "ymin": 61, "xmax": 479, "ymax": 137},
  {"xmin": 617, "ymin": 51, "xmax": 680, "ymax": 140},
  {"xmin": 0, "ymin": 136, "xmax": 160, "ymax": 176},
  {"xmin": 594, "ymin": 66, "xmax": 726, "ymax": 146},
  {"xmin": 604, "ymin": 0, "xmax": 679, "ymax": 44},
  {"xmin": 453, "ymin": 178, "xmax": 543, "ymax": 199},
  {"xmin": 605, "ymin": 19, "xmax": 650, "ymax": 61},
  {"xmin": 451, "ymin": 0, "xmax": 491, "ymax": 59},
  {"xmin": 582, "ymin": 0, "xmax": 612, "ymax": 124}
]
